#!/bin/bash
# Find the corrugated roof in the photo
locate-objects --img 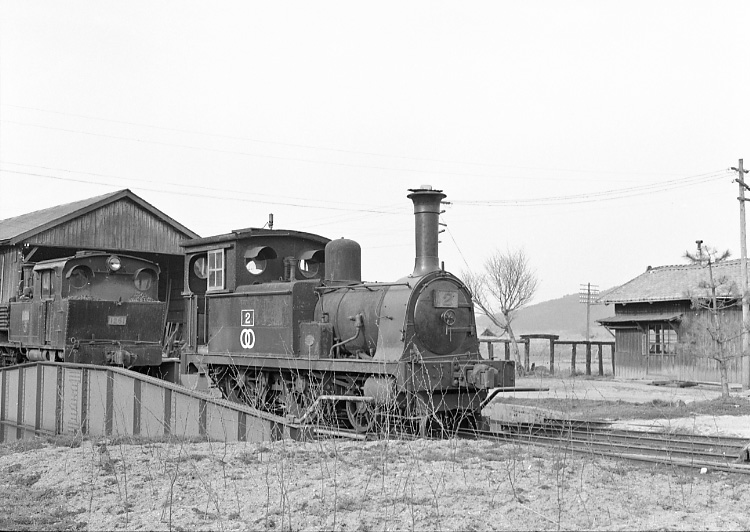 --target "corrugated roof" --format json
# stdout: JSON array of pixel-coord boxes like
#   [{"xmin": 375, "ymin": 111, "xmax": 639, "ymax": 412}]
[
  {"xmin": 601, "ymin": 260, "xmax": 745, "ymax": 304},
  {"xmin": 0, "ymin": 189, "xmax": 198, "ymax": 245}
]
